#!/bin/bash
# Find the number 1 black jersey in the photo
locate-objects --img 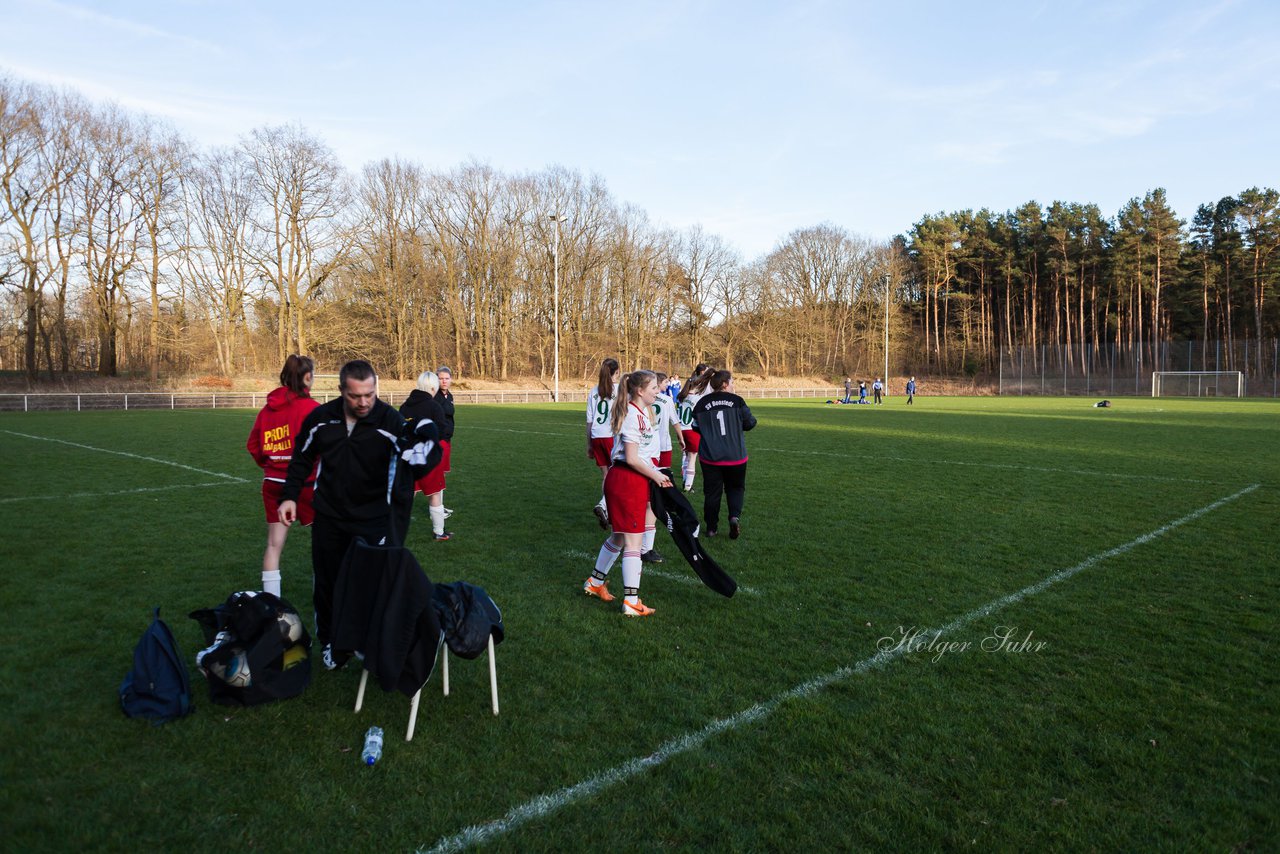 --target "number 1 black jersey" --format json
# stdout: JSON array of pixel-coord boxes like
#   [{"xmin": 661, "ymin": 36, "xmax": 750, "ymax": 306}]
[{"xmin": 691, "ymin": 391, "xmax": 757, "ymax": 464}]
